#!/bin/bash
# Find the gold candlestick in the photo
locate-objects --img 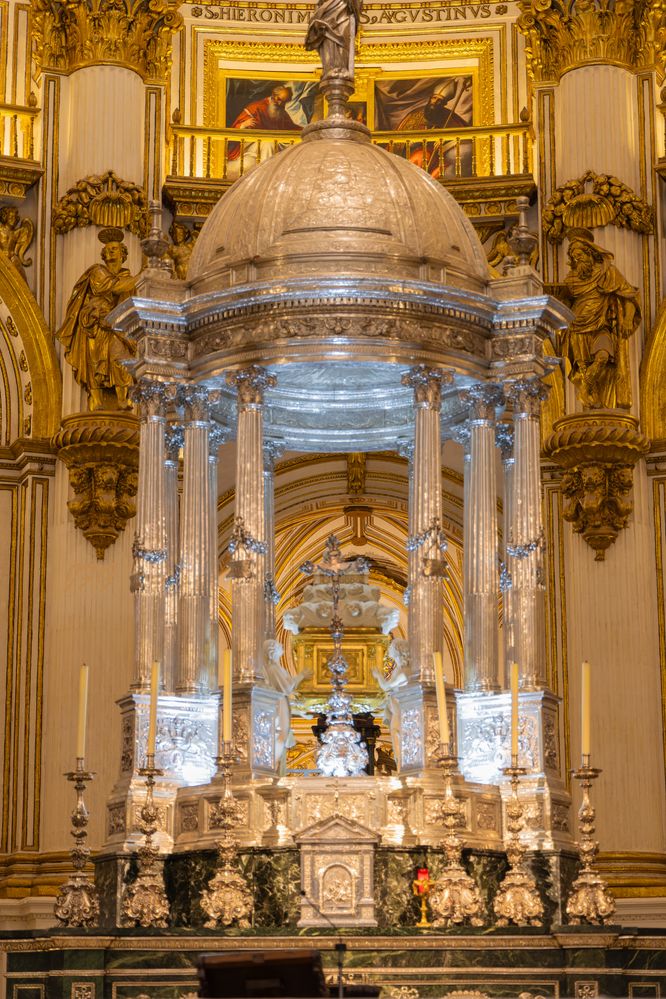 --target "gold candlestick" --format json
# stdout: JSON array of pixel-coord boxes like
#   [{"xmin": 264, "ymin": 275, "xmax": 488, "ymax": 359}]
[
  {"xmin": 54, "ymin": 759, "xmax": 100, "ymax": 927},
  {"xmin": 493, "ymin": 760, "xmax": 544, "ymax": 926},
  {"xmin": 427, "ymin": 744, "xmax": 484, "ymax": 928},
  {"xmin": 120, "ymin": 754, "xmax": 170, "ymax": 928},
  {"xmin": 566, "ymin": 756, "xmax": 615, "ymax": 925},
  {"xmin": 200, "ymin": 740, "xmax": 253, "ymax": 928}
]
